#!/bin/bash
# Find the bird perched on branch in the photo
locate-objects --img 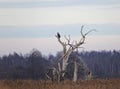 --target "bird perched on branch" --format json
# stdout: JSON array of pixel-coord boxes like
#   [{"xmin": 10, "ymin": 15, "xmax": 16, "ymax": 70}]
[{"xmin": 57, "ymin": 32, "xmax": 61, "ymax": 38}]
